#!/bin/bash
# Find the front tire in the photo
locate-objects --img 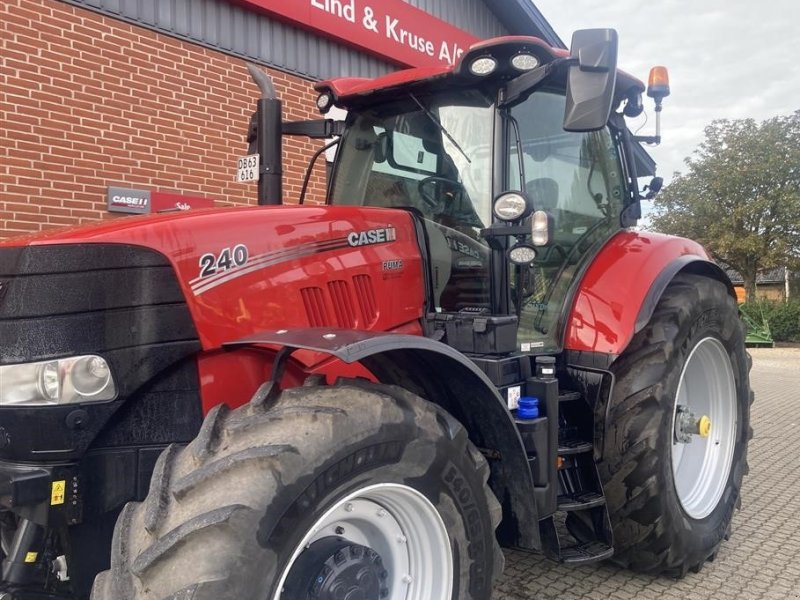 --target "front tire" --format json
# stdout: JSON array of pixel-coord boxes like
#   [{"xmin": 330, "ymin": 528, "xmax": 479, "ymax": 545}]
[
  {"xmin": 601, "ymin": 273, "xmax": 751, "ymax": 576},
  {"xmin": 91, "ymin": 380, "xmax": 503, "ymax": 599}
]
